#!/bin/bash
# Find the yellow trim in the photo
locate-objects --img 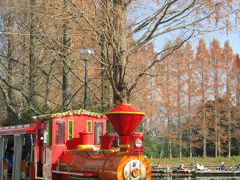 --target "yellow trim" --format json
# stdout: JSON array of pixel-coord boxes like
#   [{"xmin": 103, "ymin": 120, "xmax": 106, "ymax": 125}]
[
  {"xmin": 78, "ymin": 144, "xmax": 94, "ymax": 150},
  {"xmin": 86, "ymin": 120, "xmax": 92, "ymax": 132},
  {"xmin": 105, "ymin": 111, "xmax": 145, "ymax": 115},
  {"xmin": 119, "ymin": 144, "xmax": 130, "ymax": 148},
  {"xmin": 68, "ymin": 120, "xmax": 74, "ymax": 140}
]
